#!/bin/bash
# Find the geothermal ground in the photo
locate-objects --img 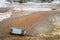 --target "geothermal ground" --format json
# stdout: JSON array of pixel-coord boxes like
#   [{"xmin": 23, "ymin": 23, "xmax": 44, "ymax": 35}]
[{"xmin": 0, "ymin": 10, "xmax": 60, "ymax": 40}]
